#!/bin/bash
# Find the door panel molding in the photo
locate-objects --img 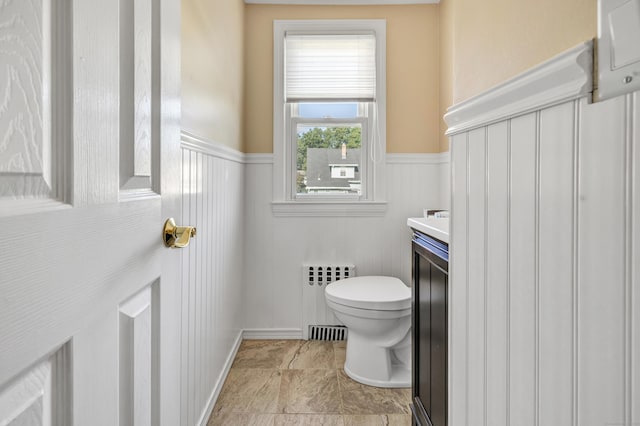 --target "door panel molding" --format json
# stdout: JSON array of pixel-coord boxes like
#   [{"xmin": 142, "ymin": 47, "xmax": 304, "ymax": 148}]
[
  {"xmin": 0, "ymin": 342, "xmax": 71, "ymax": 426},
  {"xmin": 119, "ymin": 283, "xmax": 160, "ymax": 426},
  {"xmin": 0, "ymin": 0, "xmax": 72, "ymax": 216},
  {"xmin": 119, "ymin": 0, "xmax": 161, "ymax": 198},
  {"xmin": 0, "ymin": 200, "xmax": 161, "ymax": 386}
]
